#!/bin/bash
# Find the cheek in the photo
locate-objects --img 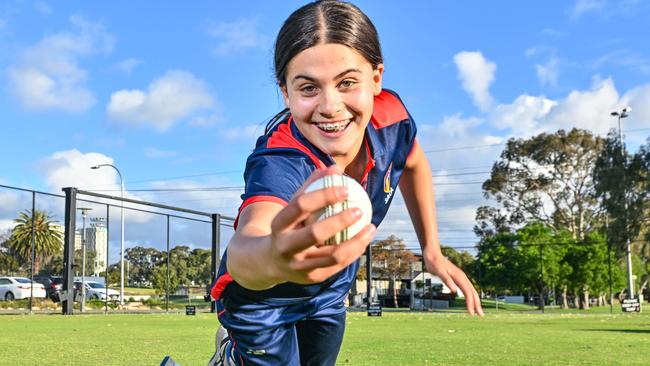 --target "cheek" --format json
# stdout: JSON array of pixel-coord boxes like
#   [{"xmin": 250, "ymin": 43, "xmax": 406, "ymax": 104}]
[
  {"xmin": 289, "ymin": 98, "xmax": 317, "ymax": 120},
  {"xmin": 346, "ymin": 88, "xmax": 375, "ymax": 117}
]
